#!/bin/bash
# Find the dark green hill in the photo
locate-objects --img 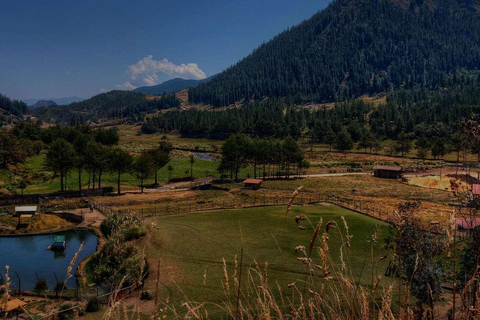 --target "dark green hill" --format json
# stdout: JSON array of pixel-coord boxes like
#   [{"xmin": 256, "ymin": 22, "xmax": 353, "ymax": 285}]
[
  {"xmin": 0, "ymin": 94, "xmax": 28, "ymax": 125},
  {"xmin": 189, "ymin": 0, "xmax": 480, "ymax": 107},
  {"xmin": 32, "ymin": 90, "xmax": 180, "ymax": 124},
  {"xmin": 30, "ymin": 100, "xmax": 57, "ymax": 109}
]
